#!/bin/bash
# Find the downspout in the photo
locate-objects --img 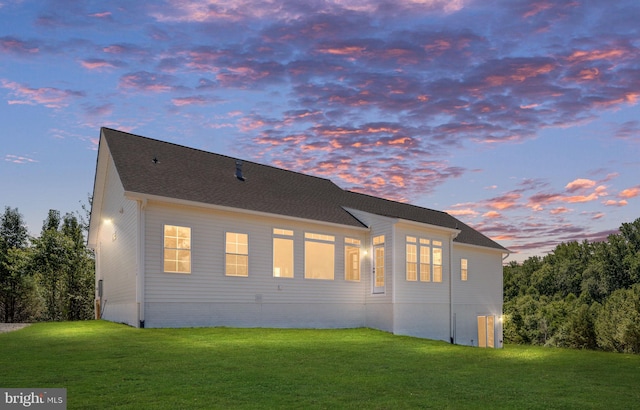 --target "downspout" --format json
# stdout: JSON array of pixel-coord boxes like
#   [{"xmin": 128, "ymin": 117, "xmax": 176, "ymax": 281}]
[
  {"xmin": 137, "ymin": 198, "xmax": 147, "ymax": 328},
  {"xmin": 449, "ymin": 230, "xmax": 460, "ymax": 344}
]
